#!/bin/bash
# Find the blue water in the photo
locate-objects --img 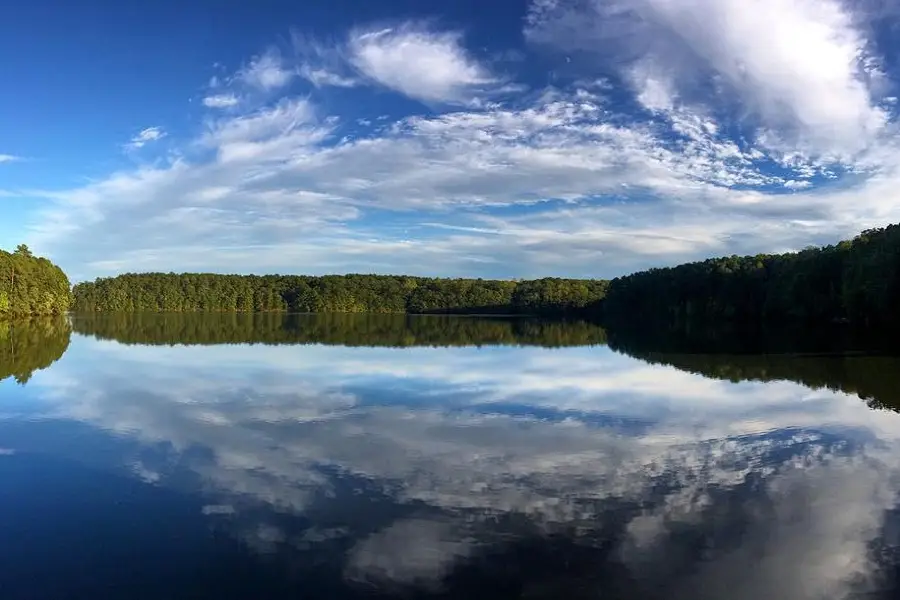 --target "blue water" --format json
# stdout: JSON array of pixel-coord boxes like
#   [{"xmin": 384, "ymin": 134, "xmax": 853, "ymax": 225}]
[{"xmin": 1, "ymin": 315, "xmax": 899, "ymax": 599}]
